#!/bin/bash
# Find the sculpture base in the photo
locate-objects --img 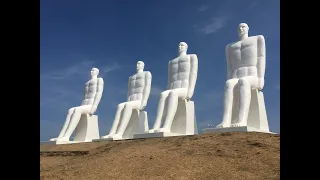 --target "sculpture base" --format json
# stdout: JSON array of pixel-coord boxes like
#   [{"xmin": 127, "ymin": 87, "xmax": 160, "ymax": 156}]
[
  {"xmin": 202, "ymin": 126, "xmax": 276, "ymax": 134},
  {"xmin": 92, "ymin": 136, "xmax": 131, "ymax": 141},
  {"xmin": 133, "ymin": 132, "xmax": 190, "ymax": 139},
  {"xmin": 73, "ymin": 114, "xmax": 100, "ymax": 142},
  {"xmin": 94, "ymin": 110, "xmax": 149, "ymax": 142},
  {"xmin": 120, "ymin": 110, "xmax": 149, "ymax": 140},
  {"xmin": 92, "ymin": 138, "xmax": 111, "ymax": 142},
  {"xmin": 43, "ymin": 114, "xmax": 100, "ymax": 145},
  {"xmin": 40, "ymin": 140, "xmax": 83, "ymax": 145}
]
